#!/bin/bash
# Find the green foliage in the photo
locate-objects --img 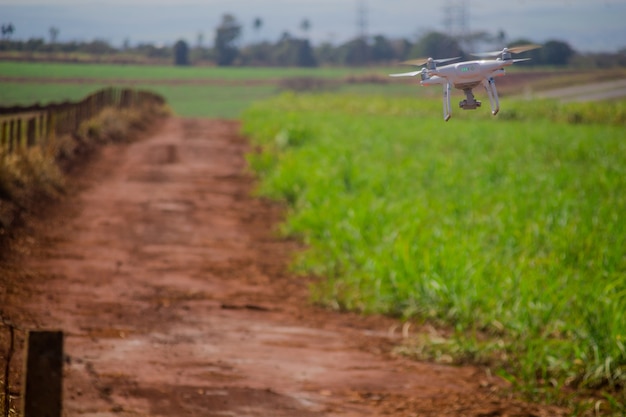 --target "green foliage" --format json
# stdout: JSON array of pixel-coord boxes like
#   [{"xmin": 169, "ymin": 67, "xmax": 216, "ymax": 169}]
[
  {"xmin": 242, "ymin": 93, "xmax": 626, "ymax": 406},
  {"xmin": 0, "ymin": 147, "xmax": 65, "ymax": 228}
]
